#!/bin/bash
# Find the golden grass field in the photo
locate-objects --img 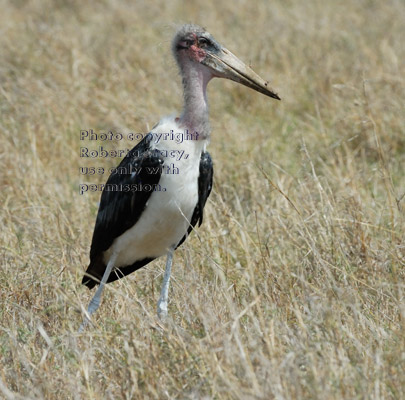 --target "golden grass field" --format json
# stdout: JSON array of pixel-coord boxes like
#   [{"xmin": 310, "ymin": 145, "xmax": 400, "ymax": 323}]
[{"xmin": 1, "ymin": 0, "xmax": 404, "ymax": 398}]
